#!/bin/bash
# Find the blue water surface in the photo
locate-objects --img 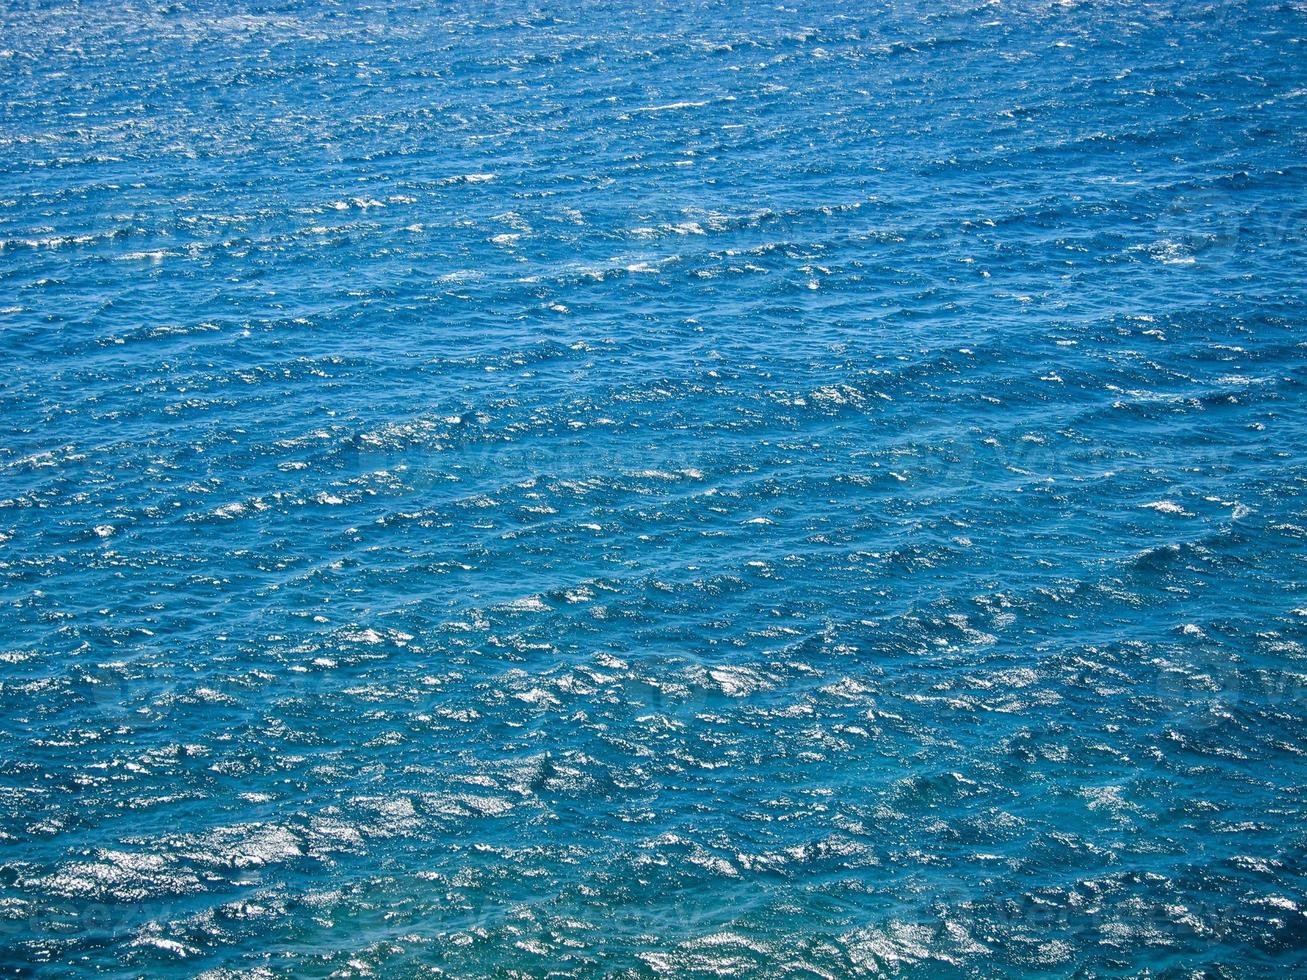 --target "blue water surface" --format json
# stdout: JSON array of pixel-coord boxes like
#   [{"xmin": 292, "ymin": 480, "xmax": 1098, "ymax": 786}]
[{"xmin": 2, "ymin": 0, "xmax": 1307, "ymax": 975}]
